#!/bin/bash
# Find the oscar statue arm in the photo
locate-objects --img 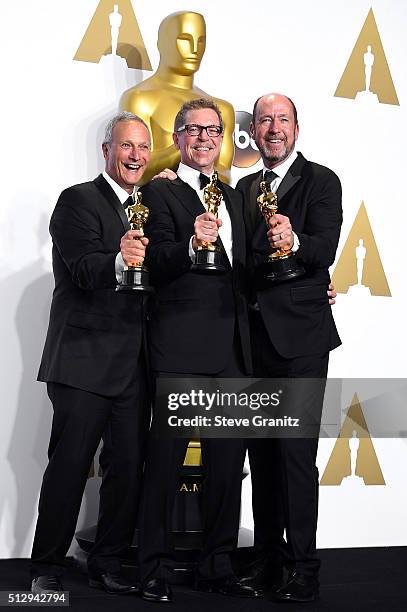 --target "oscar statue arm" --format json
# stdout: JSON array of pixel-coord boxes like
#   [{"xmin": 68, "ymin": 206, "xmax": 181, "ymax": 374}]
[{"xmin": 214, "ymin": 99, "xmax": 235, "ymax": 184}]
